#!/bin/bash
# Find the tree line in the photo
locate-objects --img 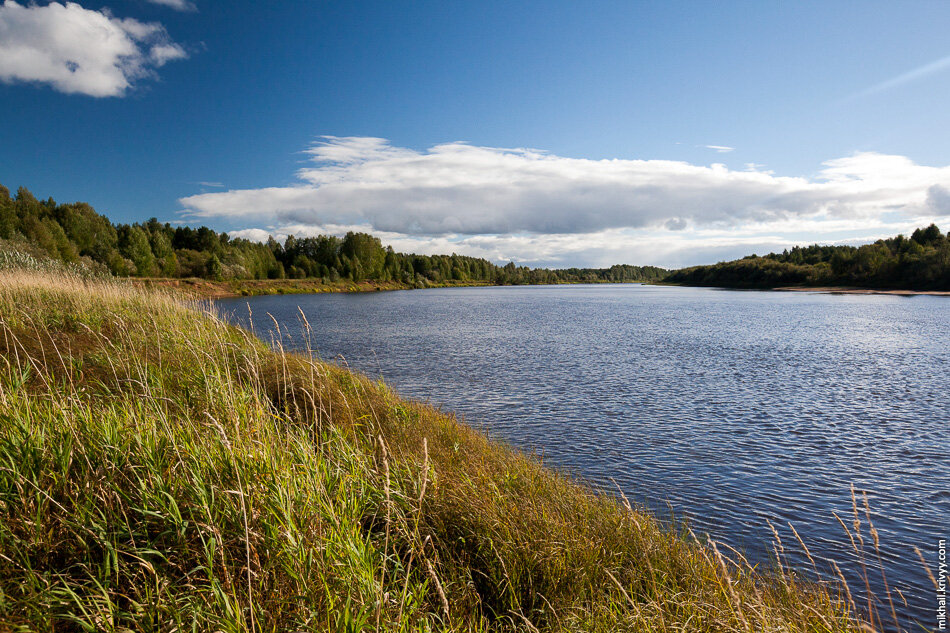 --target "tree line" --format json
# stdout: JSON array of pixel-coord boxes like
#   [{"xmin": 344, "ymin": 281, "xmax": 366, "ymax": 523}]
[
  {"xmin": 9, "ymin": 181, "xmax": 943, "ymax": 290},
  {"xmin": 666, "ymin": 224, "xmax": 950, "ymax": 290},
  {"xmin": 0, "ymin": 184, "xmax": 667, "ymax": 286}
]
